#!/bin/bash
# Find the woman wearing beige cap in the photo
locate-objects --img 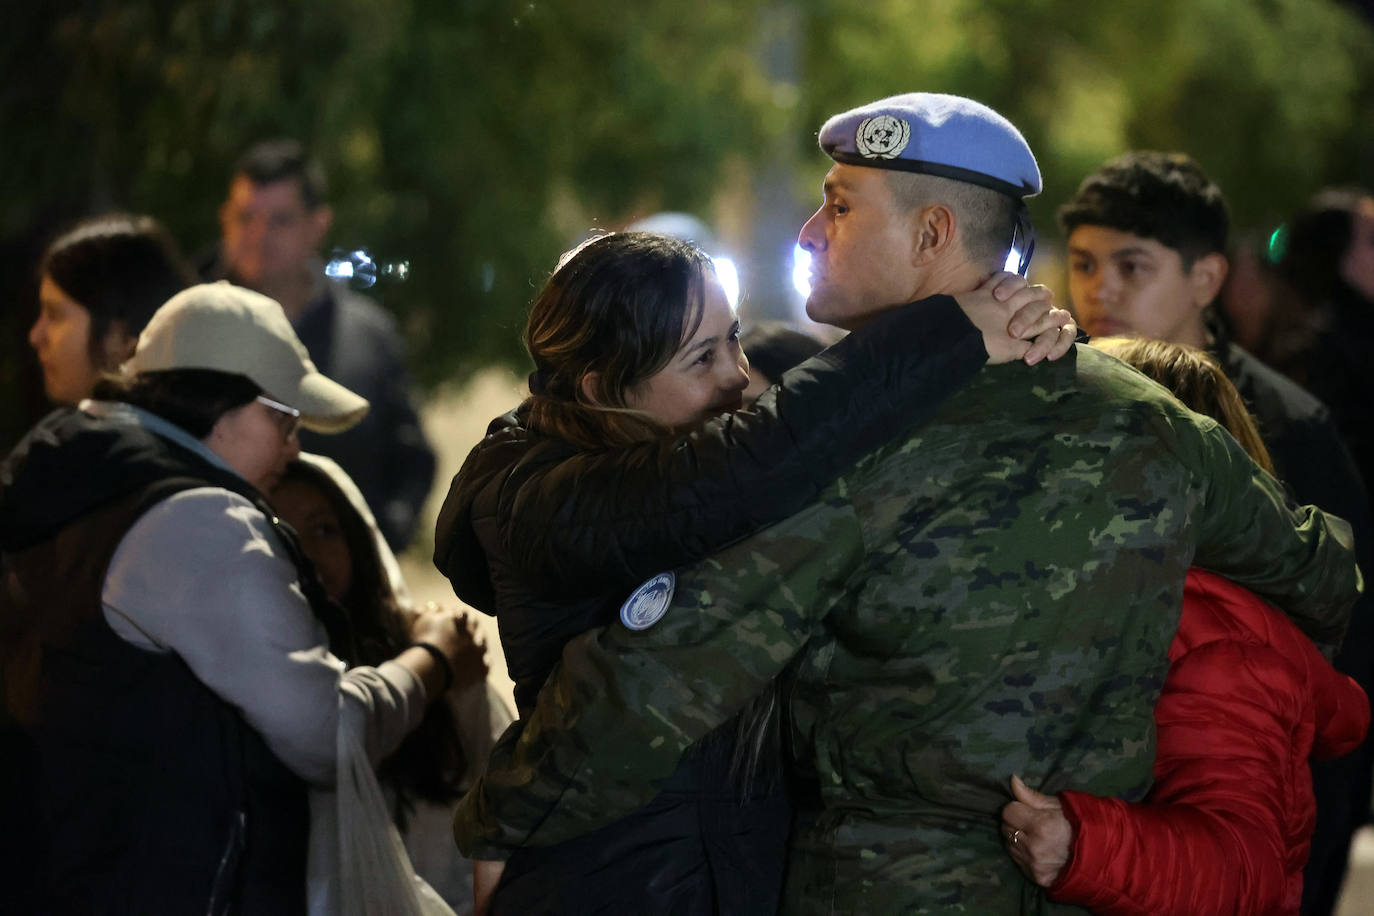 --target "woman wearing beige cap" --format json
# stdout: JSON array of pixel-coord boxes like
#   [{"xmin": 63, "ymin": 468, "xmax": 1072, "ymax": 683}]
[{"xmin": 0, "ymin": 282, "xmax": 468, "ymax": 915}]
